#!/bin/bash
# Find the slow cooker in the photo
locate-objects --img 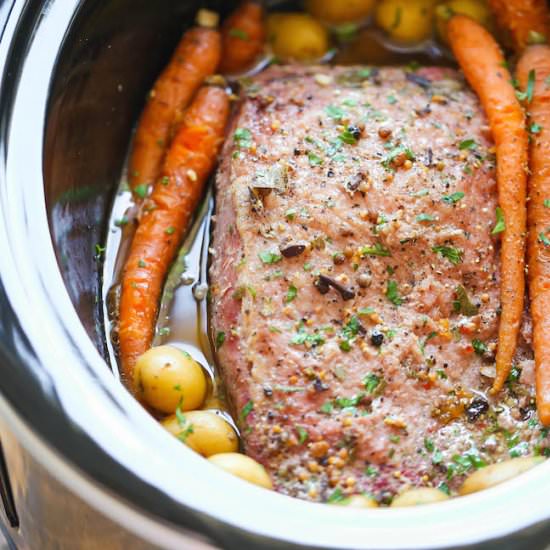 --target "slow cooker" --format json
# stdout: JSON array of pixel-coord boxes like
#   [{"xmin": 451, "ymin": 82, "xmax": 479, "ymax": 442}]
[{"xmin": 0, "ymin": 0, "xmax": 549, "ymax": 548}]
